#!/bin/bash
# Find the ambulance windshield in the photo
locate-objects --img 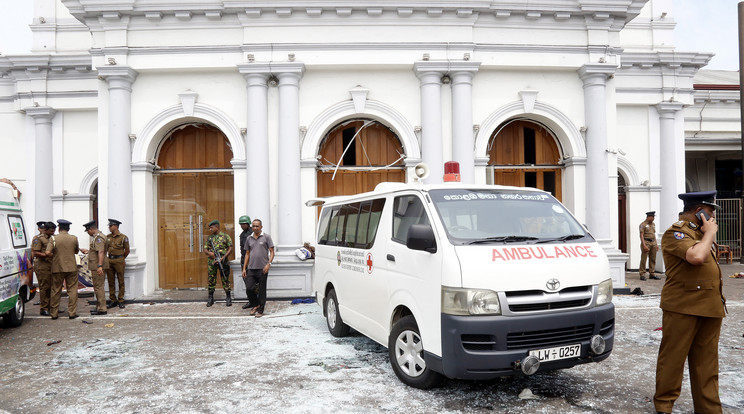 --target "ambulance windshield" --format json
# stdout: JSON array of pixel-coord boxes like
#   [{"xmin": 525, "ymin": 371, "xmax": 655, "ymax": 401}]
[{"xmin": 429, "ymin": 189, "xmax": 590, "ymax": 245}]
